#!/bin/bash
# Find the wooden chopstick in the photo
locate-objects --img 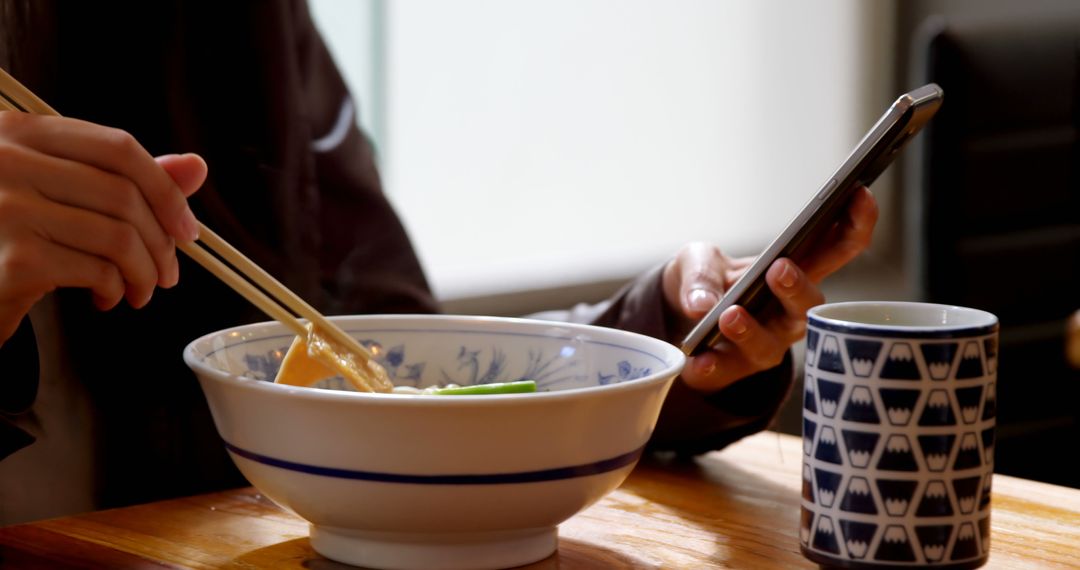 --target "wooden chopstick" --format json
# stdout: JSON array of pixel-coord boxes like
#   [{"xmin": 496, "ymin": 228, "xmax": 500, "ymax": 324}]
[
  {"xmin": 0, "ymin": 67, "xmax": 58, "ymax": 115},
  {"xmin": 0, "ymin": 66, "xmax": 384, "ymax": 383},
  {"xmin": 188, "ymin": 226, "xmax": 378, "ymax": 364},
  {"xmin": 175, "ymin": 242, "xmax": 307, "ymax": 337}
]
